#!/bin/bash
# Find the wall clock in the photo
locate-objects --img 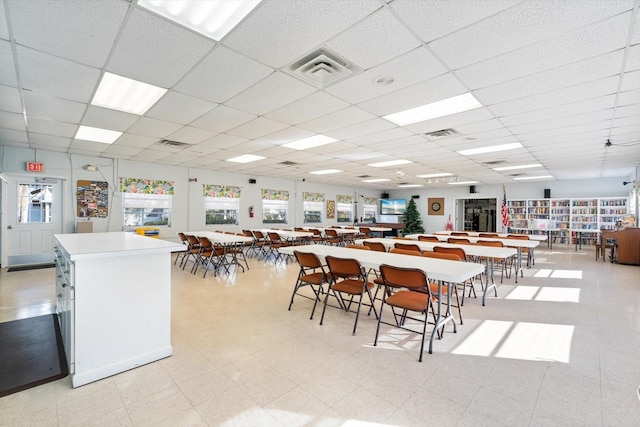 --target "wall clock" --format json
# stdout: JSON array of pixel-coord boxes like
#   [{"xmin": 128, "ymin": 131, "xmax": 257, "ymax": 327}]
[{"xmin": 431, "ymin": 201, "xmax": 441, "ymax": 212}]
